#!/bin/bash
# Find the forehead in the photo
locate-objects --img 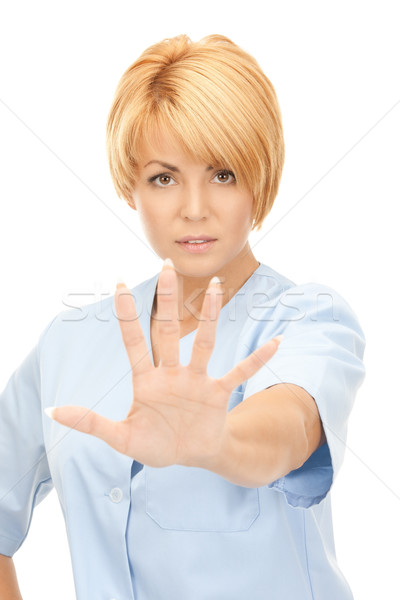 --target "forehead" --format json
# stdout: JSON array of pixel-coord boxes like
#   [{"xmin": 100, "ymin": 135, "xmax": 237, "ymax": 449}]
[
  {"xmin": 136, "ymin": 128, "xmax": 214, "ymax": 169},
  {"xmin": 139, "ymin": 133, "xmax": 182, "ymax": 161}
]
